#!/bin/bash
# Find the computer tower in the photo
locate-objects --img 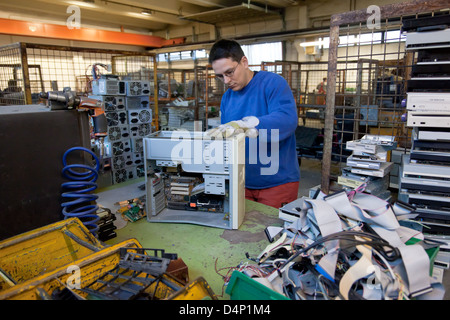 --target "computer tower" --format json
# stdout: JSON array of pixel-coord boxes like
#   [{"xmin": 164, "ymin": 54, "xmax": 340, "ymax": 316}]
[{"xmin": 143, "ymin": 131, "xmax": 246, "ymax": 230}]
